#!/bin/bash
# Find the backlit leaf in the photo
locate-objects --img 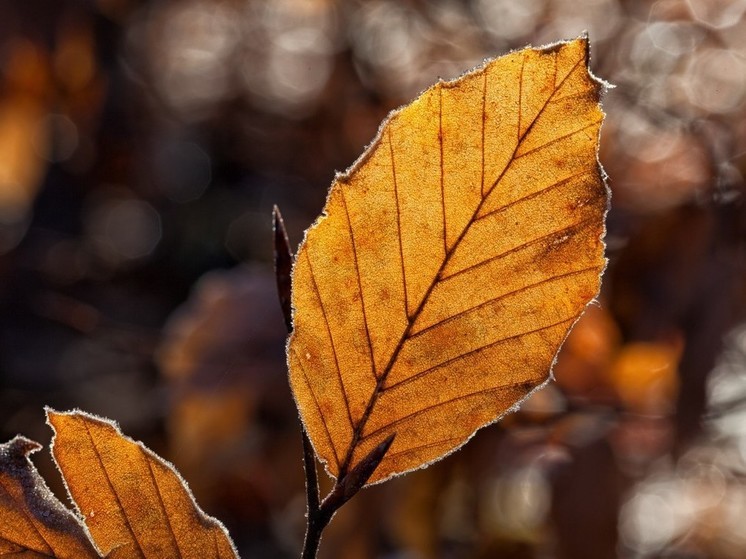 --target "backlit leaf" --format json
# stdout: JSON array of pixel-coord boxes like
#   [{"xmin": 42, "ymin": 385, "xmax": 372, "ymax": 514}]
[
  {"xmin": 47, "ymin": 410, "xmax": 238, "ymax": 559},
  {"xmin": 288, "ymin": 37, "xmax": 609, "ymax": 484},
  {"xmin": 0, "ymin": 436, "xmax": 100, "ymax": 558}
]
